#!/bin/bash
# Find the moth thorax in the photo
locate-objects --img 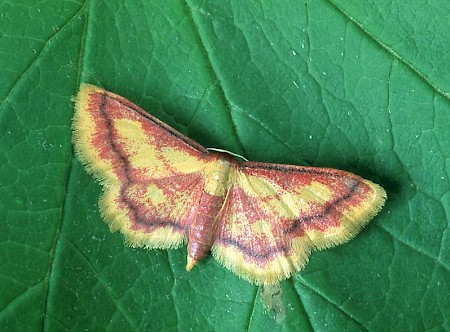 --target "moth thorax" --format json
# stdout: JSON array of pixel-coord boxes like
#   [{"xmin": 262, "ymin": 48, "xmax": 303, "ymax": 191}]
[{"xmin": 203, "ymin": 158, "xmax": 232, "ymax": 196}]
